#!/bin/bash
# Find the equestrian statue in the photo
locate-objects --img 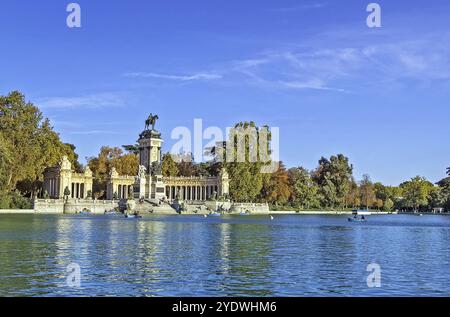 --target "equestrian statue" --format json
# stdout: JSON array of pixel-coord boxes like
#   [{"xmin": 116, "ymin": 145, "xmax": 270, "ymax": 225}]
[{"xmin": 145, "ymin": 113, "xmax": 159, "ymax": 131}]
